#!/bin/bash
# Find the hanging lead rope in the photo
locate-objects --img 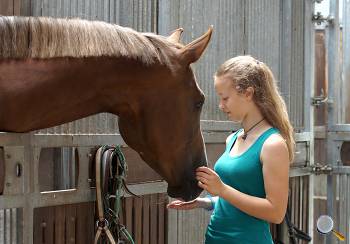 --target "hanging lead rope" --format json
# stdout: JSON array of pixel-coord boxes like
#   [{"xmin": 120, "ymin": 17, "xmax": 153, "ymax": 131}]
[
  {"xmin": 274, "ymin": 192, "xmax": 312, "ymax": 244},
  {"xmin": 94, "ymin": 145, "xmax": 136, "ymax": 244}
]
